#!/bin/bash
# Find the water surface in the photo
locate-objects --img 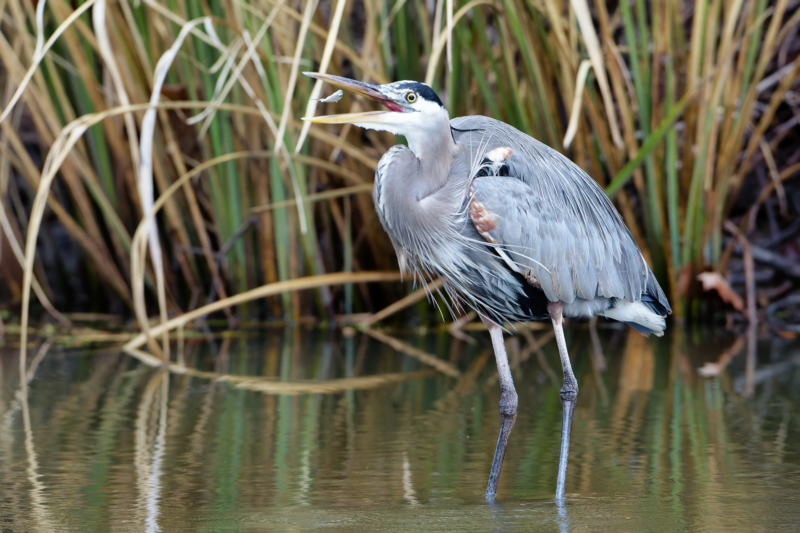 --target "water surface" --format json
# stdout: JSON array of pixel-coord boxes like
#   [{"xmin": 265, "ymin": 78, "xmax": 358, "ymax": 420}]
[{"xmin": 1, "ymin": 326, "xmax": 798, "ymax": 531}]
